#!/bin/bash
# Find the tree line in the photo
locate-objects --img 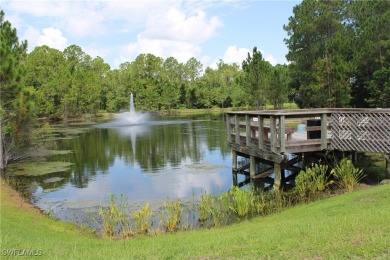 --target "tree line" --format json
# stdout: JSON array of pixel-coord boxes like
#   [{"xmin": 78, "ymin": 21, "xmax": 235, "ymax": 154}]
[
  {"xmin": 285, "ymin": 0, "xmax": 389, "ymax": 108},
  {"xmin": 1, "ymin": 0, "xmax": 389, "ymax": 169},
  {"xmin": 25, "ymin": 44, "xmax": 289, "ymax": 120}
]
